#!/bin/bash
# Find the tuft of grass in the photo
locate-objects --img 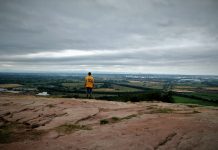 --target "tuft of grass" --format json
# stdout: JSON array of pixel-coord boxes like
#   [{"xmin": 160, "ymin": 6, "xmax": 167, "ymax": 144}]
[
  {"xmin": 0, "ymin": 123, "xmax": 20, "ymax": 143},
  {"xmin": 56, "ymin": 124, "xmax": 91, "ymax": 134},
  {"xmin": 151, "ymin": 108, "xmax": 174, "ymax": 113},
  {"xmin": 186, "ymin": 104, "xmax": 200, "ymax": 108},
  {"xmin": 0, "ymin": 122, "xmax": 44, "ymax": 143},
  {"xmin": 100, "ymin": 119, "xmax": 109, "ymax": 125},
  {"xmin": 111, "ymin": 117, "xmax": 120, "ymax": 122},
  {"xmin": 0, "ymin": 128, "xmax": 11, "ymax": 143},
  {"xmin": 192, "ymin": 110, "xmax": 201, "ymax": 113},
  {"xmin": 100, "ymin": 115, "xmax": 138, "ymax": 125},
  {"xmin": 122, "ymin": 114, "xmax": 137, "ymax": 120},
  {"xmin": 47, "ymin": 104, "xmax": 55, "ymax": 108}
]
